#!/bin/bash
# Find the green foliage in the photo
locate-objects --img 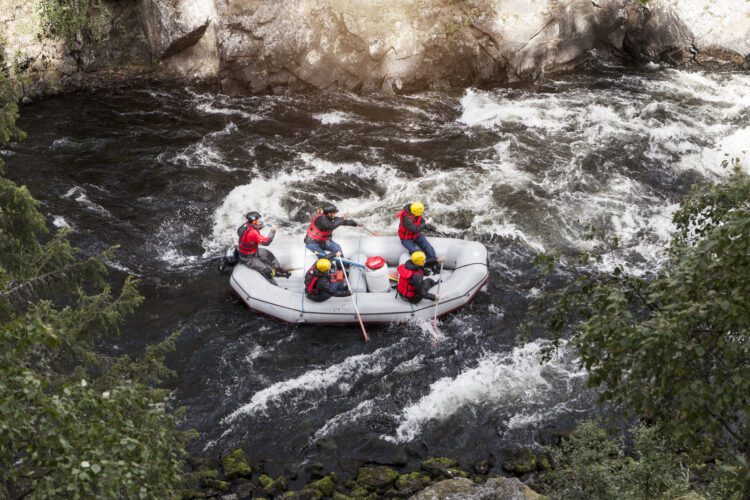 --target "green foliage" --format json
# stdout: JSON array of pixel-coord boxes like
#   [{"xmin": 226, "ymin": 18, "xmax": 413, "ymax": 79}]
[
  {"xmin": 38, "ymin": 0, "xmax": 110, "ymax": 46},
  {"xmin": 546, "ymin": 422, "xmax": 691, "ymax": 500},
  {"xmin": 0, "ymin": 74, "xmax": 193, "ymax": 499},
  {"xmin": 530, "ymin": 161, "xmax": 750, "ymax": 495}
]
